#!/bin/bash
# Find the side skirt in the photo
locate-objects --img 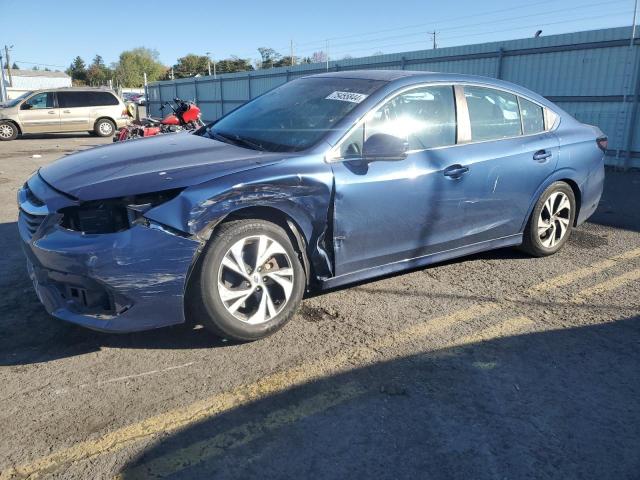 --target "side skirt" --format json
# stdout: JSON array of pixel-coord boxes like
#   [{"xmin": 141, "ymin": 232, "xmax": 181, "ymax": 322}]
[{"xmin": 319, "ymin": 234, "xmax": 523, "ymax": 291}]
